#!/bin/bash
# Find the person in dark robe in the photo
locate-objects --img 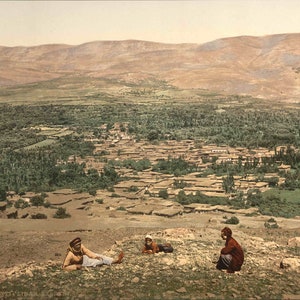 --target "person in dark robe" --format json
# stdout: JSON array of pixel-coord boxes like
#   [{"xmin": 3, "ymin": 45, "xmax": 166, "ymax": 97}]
[{"xmin": 216, "ymin": 227, "xmax": 244, "ymax": 273}]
